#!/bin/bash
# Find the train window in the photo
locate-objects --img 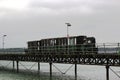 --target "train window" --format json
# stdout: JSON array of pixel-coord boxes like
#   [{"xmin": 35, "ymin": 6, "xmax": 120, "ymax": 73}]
[
  {"xmin": 61, "ymin": 39, "xmax": 64, "ymax": 46},
  {"xmin": 75, "ymin": 38, "xmax": 76, "ymax": 45},
  {"xmin": 88, "ymin": 40, "xmax": 91, "ymax": 43},
  {"xmin": 46, "ymin": 40, "xmax": 47, "ymax": 46},
  {"xmin": 63, "ymin": 38, "xmax": 66, "ymax": 45},
  {"xmin": 58, "ymin": 39, "xmax": 60, "ymax": 45},
  {"xmin": 69, "ymin": 38, "xmax": 75, "ymax": 45},
  {"xmin": 84, "ymin": 38, "xmax": 87, "ymax": 41},
  {"xmin": 38, "ymin": 41, "xmax": 39, "ymax": 46},
  {"xmin": 54, "ymin": 39, "xmax": 56, "ymax": 44},
  {"xmin": 50, "ymin": 40, "xmax": 53, "ymax": 46},
  {"xmin": 52, "ymin": 39, "xmax": 54, "ymax": 46}
]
